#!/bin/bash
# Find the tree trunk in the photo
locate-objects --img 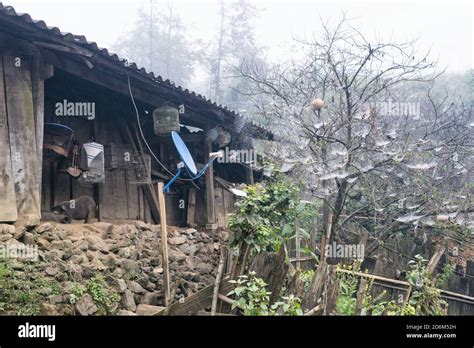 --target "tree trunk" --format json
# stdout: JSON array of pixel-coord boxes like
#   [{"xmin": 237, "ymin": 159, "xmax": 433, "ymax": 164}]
[
  {"xmin": 248, "ymin": 245, "xmax": 289, "ymax": 304},
  {"xmin": 302, "ymin": 263, "xmax": 328, "ymax": 311}
]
